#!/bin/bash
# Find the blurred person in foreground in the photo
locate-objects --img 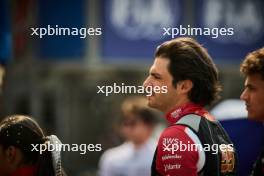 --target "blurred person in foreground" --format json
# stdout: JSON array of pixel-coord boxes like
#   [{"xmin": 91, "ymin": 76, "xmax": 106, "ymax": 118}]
[
  {"xmin": 143, "ymin": 37, "xmax": 237, "ymax": 176},
  {"xmin": 98, "ymin": 96, "xmax": 159, "ymax": 176},
  {"xmin": 240, "ymin": 47, "xmax": 264, "ymax": 176},
  {"xmin": 0, "ymin": 115, "xmax": 66, "ymax": 176}
]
